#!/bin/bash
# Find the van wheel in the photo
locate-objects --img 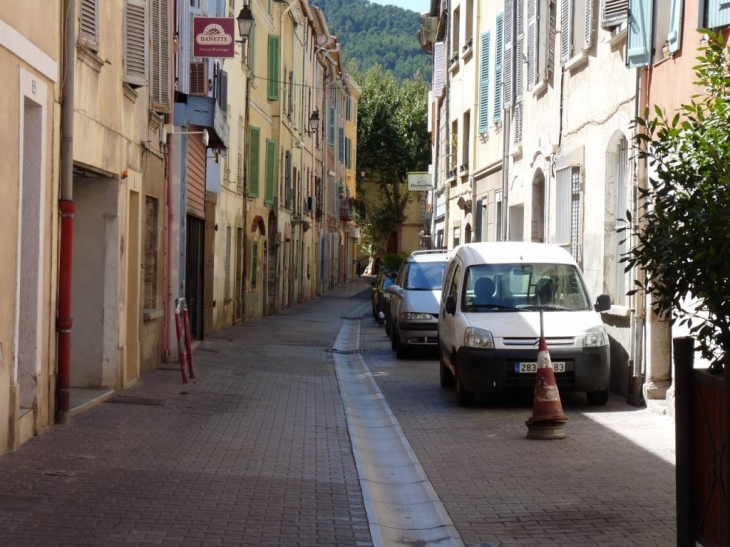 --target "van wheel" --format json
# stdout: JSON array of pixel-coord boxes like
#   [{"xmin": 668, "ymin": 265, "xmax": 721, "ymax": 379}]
[
  {"xmin": 455, "ymin": 362, "xmax": 474, "ymax": 406},
  {"xmin": 587, "ymin": 389, "xmax": 609, "ymax": 406},
  {"xmin": 439, "ymin": 350, "xmax": 454, "ymax": 388}
]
